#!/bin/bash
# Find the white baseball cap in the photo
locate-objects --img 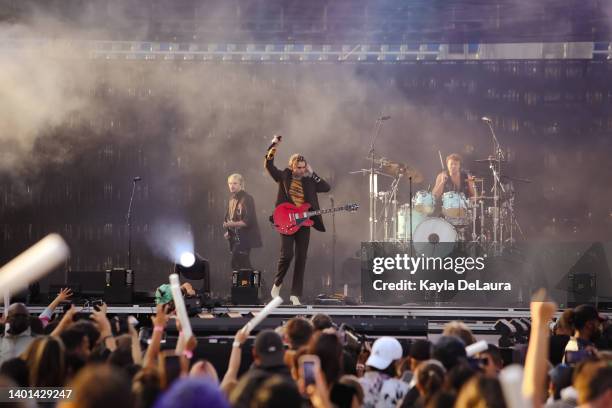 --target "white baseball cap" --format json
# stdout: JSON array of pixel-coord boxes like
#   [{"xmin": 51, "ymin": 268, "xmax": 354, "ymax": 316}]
[{"xmin": 366, "ymin": 336, "xmax": 403, "ymax": 370}]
